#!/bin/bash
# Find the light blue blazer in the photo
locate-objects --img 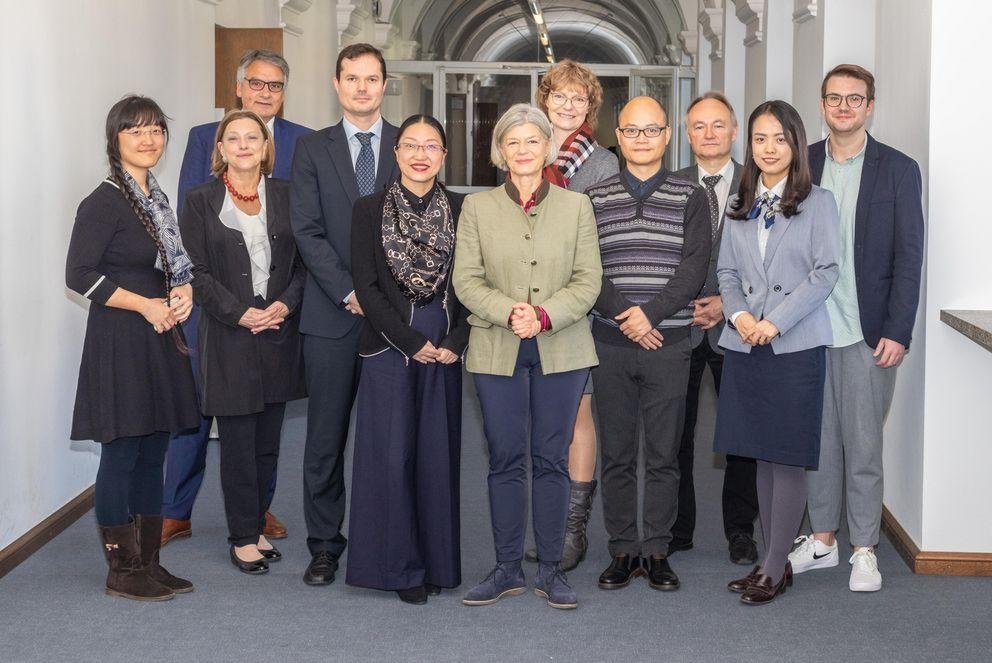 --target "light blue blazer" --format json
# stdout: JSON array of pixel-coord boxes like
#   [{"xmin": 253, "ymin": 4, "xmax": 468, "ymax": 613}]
[{"xmin": 717, "ymin": 185, "xmax": 840, "ymax": 354}]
